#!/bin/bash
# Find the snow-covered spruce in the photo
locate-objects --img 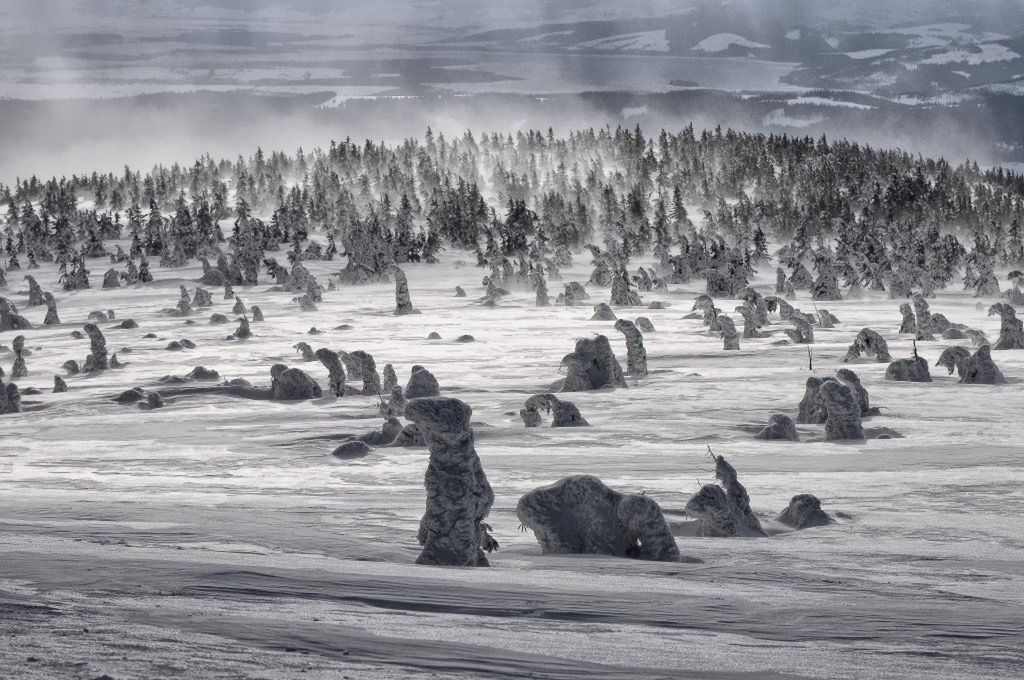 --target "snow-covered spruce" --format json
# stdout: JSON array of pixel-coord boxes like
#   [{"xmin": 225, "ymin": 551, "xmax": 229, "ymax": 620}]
[
  {"xmin": 685, "ymin": 454, "xmax": 766, "ymax": 538},
  {"xmin": 519, "ymin": 393, "xmax": 588, "ymax": 427},
  {"xmin": 558, "ymin": 335, "xmax": 626, "ymax": 392},
  {"xmin": 755, "ymin": 414, "xmax": 799, "ymax": 441},
  {"xmin": 777, "ymin": 494, "xmax": 833, "ymax": 529},
  {"xmin": 613, "ymin": 319, "xmax": 648, "ymax": 377},
  {"xmin": 844, "ymin": 328, "xmax": 892, "ymax": 363}
]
